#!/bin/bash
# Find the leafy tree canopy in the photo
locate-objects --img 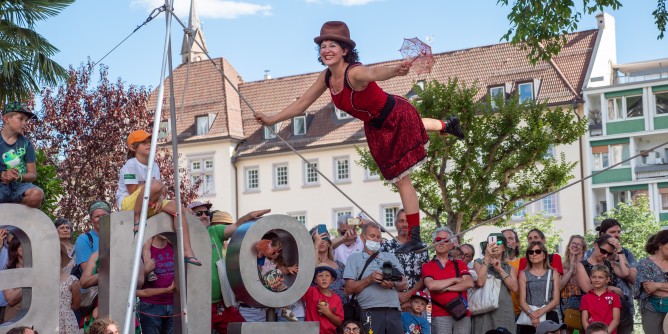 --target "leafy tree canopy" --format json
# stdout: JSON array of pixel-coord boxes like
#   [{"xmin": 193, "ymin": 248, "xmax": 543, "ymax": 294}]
[{"xmin": 498, "ymin": 0, "xmax": 667, "ymax": 64}]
